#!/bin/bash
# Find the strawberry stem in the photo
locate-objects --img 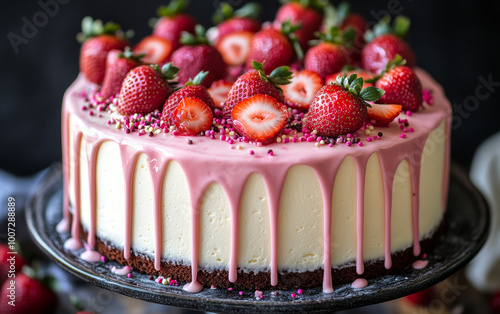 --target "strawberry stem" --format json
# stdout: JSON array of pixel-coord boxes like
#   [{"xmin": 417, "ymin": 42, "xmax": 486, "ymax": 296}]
[
  {"xmin": 252, "ymin": 60, "xmax": 293, "ymax": 89},
  {"xmin": 213, "ymin": 2, "xmax": 261, "ymax": 24},
  {"xmin": 119, "ymin": 47, "xmax": 145, "ymax": 62},
  {"xmin": 180, "ymin": 24, "xmax": 209, "ymax": 45},
  {"xmin": 310, "ymin": 26, "xmax": 355, "ymax": 48},
  {"xmin": 280, "ymin": 20, "xmax": 304, "ymax": 60},
  {"xmin": 77, "ymin": 16, "xmax": 129, "ymax": 43},
  {"xmin": 364, "ymin": 15, "xmax": 411, "ymax": 42},
  {"xmin": 185, "ymin": 71, "xmax": 208, "ymax": 86},
  {"xmin": 335, "ymin": 74, "xmax": 384, "ymax": 106},
  {"xmin": 365, "ymin": 54, "xmax": 406, "ymax": 83}
]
